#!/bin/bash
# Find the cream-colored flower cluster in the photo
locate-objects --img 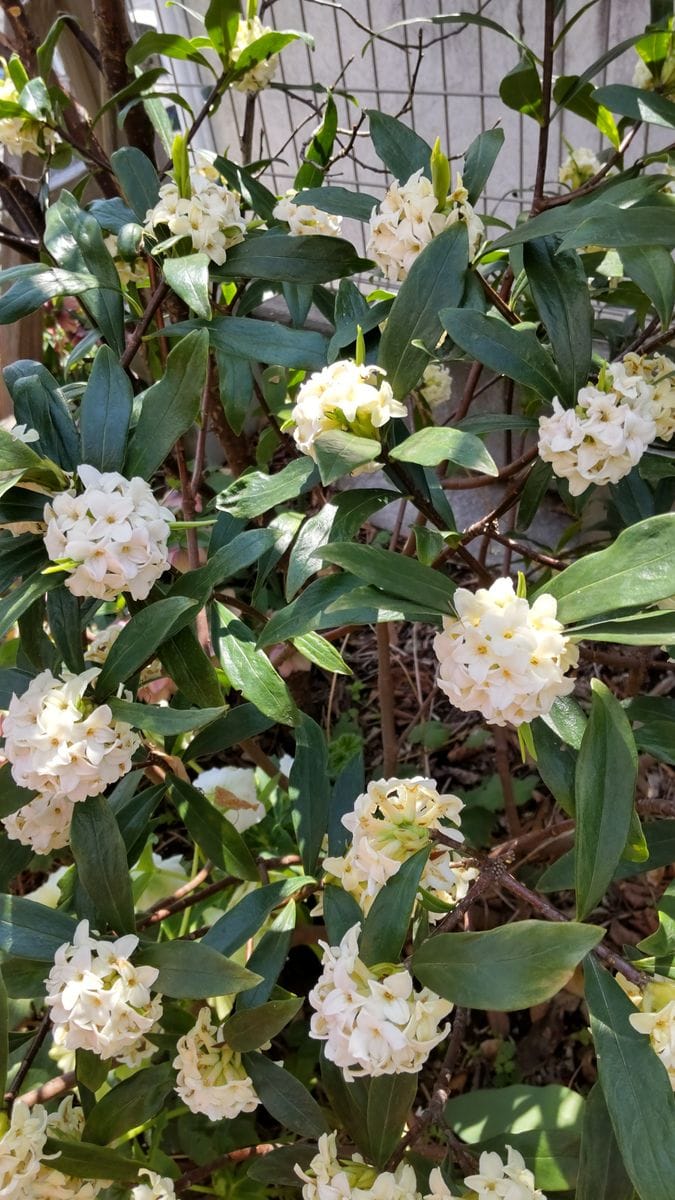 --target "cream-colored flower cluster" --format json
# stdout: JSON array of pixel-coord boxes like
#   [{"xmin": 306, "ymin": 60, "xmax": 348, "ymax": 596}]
[
  {"xmin": 434, "ymin": 577, "xmax": 578, "ymax": 728},
  {"xmin": 0, "ymin": 1097, "xmax": 107, "ymax": 1200},
  {"xmin": 28, "ymin": 1098, "xmax": 107, "ymax": 1200},
  {"xmin": 427, "ymin": 1149, "xmax": 547, "ymax": 1200},
  {"xmin": 618, "ymin": 352, "xmax": 675, "ymax": 442},
  {"xmin": 173, "ymin": 1006, "xmax": 260, "ymax": 1121},
  {"xmin": 323, "ymin": 777, "xmax": 472, "ymax": 918},
  {"xmin": 44, "ymin": 464, "xmax": 174, "ymax": 601},
  {"xmin": 144, "ymin": 167, "xmax": 247, "ymax": 265},
  {"xmin": 537, "ymin": 367, "xmax": 659, "ymax": 495},
  {"xmin": 296, "ymin": 1132, "xmax": 420, "ymax": 1200},
  {"xmin": 132, "ymin": 1171, "xmax": 176, "ymax": 1200},
  {"xmin": 624, "ymin": 976, "xmax": 675, "ymax": 1089},
  {"xmin": 273, "ymin": 189, "xmax": 342, "ymax": 237},
  {"xmin": 103, "ymin": 234, "xmax": 149, "ymax": 289},
  {"xmin": 309, "ymin": 923, "xmax": 452, "ymax": 1080},
  {"xmin": 367, "ymin": 170, "xmax": 484, "ymax": 283},
  {"xmin": 558, "ymin": 146, "xmax": 602, "ymax": 190},
  {"xmin": 231, "ymin": 16, "xmax": 279, "ymax": 92},
  {"xmin": 633, "ymin": 51, "xmax": 675, "ymax": 93},
  {"xmin": 419, "ymin": 362, "xmax": 452, "ymax": 408},
  {"xmin": 0, "ymin": 62, "xmax": 59, "ymax": 157},
  {"xmin": 45, "ymin": 921, "xmax": 163, "ymax": 1064},
  {"xmin": 194, "ymin": 766, "xmax": 265, "ymax": 831},
  {"xmin": 2, "ymin": 667, "xmax": 139, "ymax": 854},
  {"xmin": 291, "ymin": 359, "xmax": 406, "ymax": 459}
]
